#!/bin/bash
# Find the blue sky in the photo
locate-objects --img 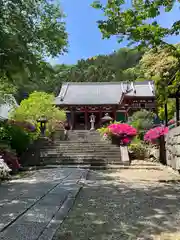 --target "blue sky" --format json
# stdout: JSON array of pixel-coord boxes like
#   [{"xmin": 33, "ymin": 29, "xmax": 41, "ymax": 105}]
[{"xmin": 48, "ymin": 0, "xmax": 180, "ymax": 65}]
